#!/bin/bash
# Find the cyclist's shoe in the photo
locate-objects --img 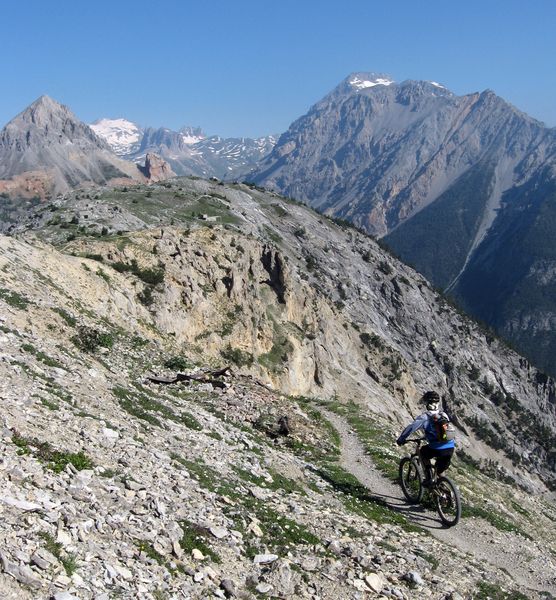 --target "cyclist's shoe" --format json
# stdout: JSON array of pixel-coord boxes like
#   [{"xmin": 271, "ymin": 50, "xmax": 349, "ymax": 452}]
[{"xmin": 422, "ymin": 478, "xmax": 433, "ymax": 488}]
